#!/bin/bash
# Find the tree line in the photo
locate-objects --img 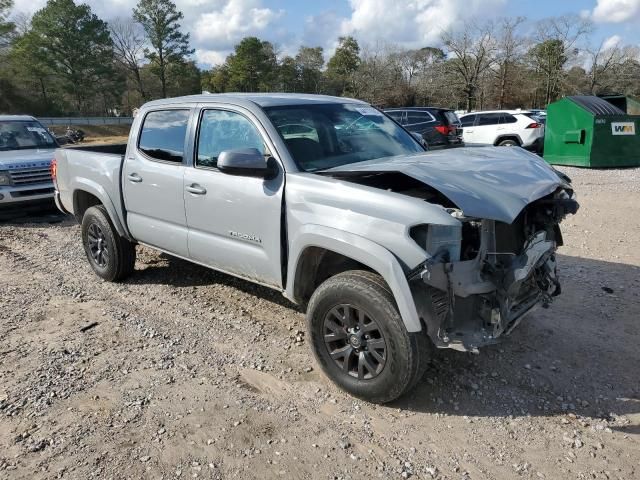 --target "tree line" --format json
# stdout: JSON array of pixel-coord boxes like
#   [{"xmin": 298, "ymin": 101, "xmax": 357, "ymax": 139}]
[{"xmin": 1, "ymin": 0, "xmax": 640, "ymax": 116}]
